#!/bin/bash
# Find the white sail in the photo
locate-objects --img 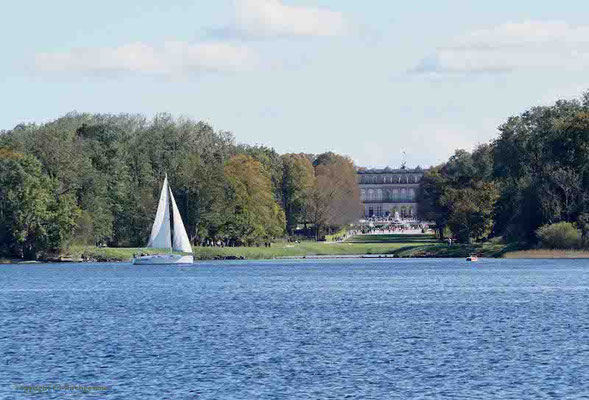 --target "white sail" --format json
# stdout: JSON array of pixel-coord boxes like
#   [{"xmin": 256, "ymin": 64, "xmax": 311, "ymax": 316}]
[
  {"xmin": 169, "ymin": 188, "xmax": 193, "ymax": 253},
  {"xmin": 147, "ymin": 175, "xmax": 171, "ymax": 249}
]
